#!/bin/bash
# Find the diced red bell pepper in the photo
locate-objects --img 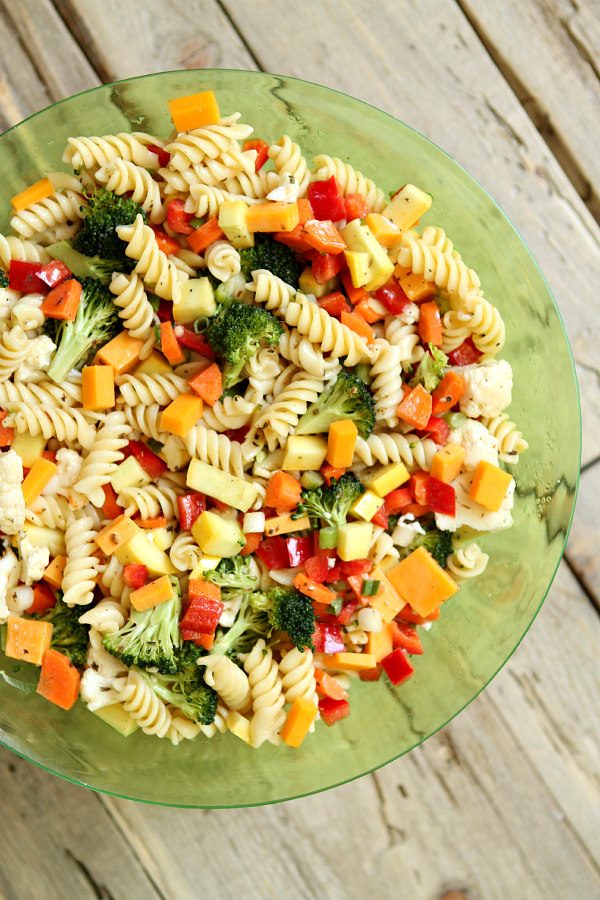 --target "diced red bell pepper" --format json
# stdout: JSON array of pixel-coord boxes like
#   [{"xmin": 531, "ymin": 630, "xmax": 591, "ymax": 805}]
[
  {"xmin": 339, "ymin": 558, "xmax": 372, "ymax": 577},
  {"xmin": 0, "ymin": 410, "xmax": 14, "ymax": 447},
  {"xmin": 323, "ymin": 563, "xmax": 341, "ymax": 583},
  {"xmin": 256, "ymin": 536, "xmax": 290, "ymax": 571},
  {"xmin": 307, "ymin": 176, "xmax": 346, "ymax": 222},
  {"xmin": 243, "ymin": 138, "xmax": 269, "ymax": 172},
  {"xmin": 359, "ymin": 665, "xmax": 383, "ymax": 682},
  {"xmin": 167, "ymin": 199, "xmax": 194, "ymax": 235},
  {"xmin": 384, "ymin": 486, "xmax": 412, "ymax": 515},
  {"xmin": 318, "ymin": 291, "xmax": 350, "ymax": 319},
  {"xmin": 447, "ymin": 337, "xmax": 482, "ymax": 366},
  {"xmin": 125, "ymin": 440, "xmax": 167, "ymax": 478},
  {"xmin": 8, "ymin": 260, "xmax": 45, "ymax": 293},
  {"xmin": 396, "ymin": 605, "xmax": 440, "ymax": 625},
  {"xmin": 285, "ymin": 535, "xmax": 313, "ymax": 568},
  {"xmin": 147, "ymin": 143, "xmax": 171, "ymax": 167},
  {"xmin": 370, "ymin": 506, "xmax": 389, "ymax": 528},
  {"xmin": 380, "ymin": 647, "xmax": 415, "ymax": 685},
  {"xmin": 180, "ymin": 595, "xmax": 224, "ymax": 635},
  {"xmin": 36, "ymin": 260, "xmax": 71, "ymax": 289},
  {"xmin": 312, "ymin": 622, "xmax": 345, "ymax": 654},
  {"xmin": 420, "ymin": 415, "xmax": 450, "ymax": 446},
  {"xmin": 240, "ymin": 532, "xmax": 262, "ymax": 557},
  {"xmin": 426, "ymin": 476, "xmax": 456, "ymax": 516},
  {"xmin": 390, "ymin": 621, "xmax": 424, "ymax": 655},
  {"xmin": 321, "ymin": 463, "xmax": 346, "ymax": 486},
  {"xmin": 123, "ymin": 564, "xmax": 148, "ymax": 589},
  {"xmin": 101, "ymin": 484, "xmax": 122, "ymax": 520},
  {"xmin": 318, "ymin": 696, "xmax": 350, "ymax": 726},
  {"xmin": 177, "ymin": 492, "xmax": 206, "ymax": 530},
  {"xmin": 175, "ymin": 326, "xmax": 215, "ymax": 359},
  {"xmin": 409, "ymin": 471, "xmax": 430, "ymax": 506},
  {"xmin": 311, "ymin": 252, "xmax": 346, "ymax": 284},
  {"xmin": 150, "ymin": 226, "xmax": 180, "ymax": 255},
  {"xmin": 156, "ymin": 299, "xmax": 173, "ymax": 322},
  {"xmin": 304, "ymin": 555, "xmax": 329, "ymax": 583},
  {"xmin": 225, "ymin": 425, "xmax": 251, "ymax": 444},
  {"xmin": 375, "ymin": 278, "xmax": 411, "ymax": 315},
  {"xmin": 337, "ymin": 599, "xmax": 359, "ymax": 625},
  {"xmin": 180, "ymin": 629, "xmax": 214, "ymax": 650},
  {"xmin": 28, "ymin": 581, "xmax": 57, "ymax": 615},
  {"xmin": 343, "ymin": 193, "xmax": 369, "ymax": 221}
]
